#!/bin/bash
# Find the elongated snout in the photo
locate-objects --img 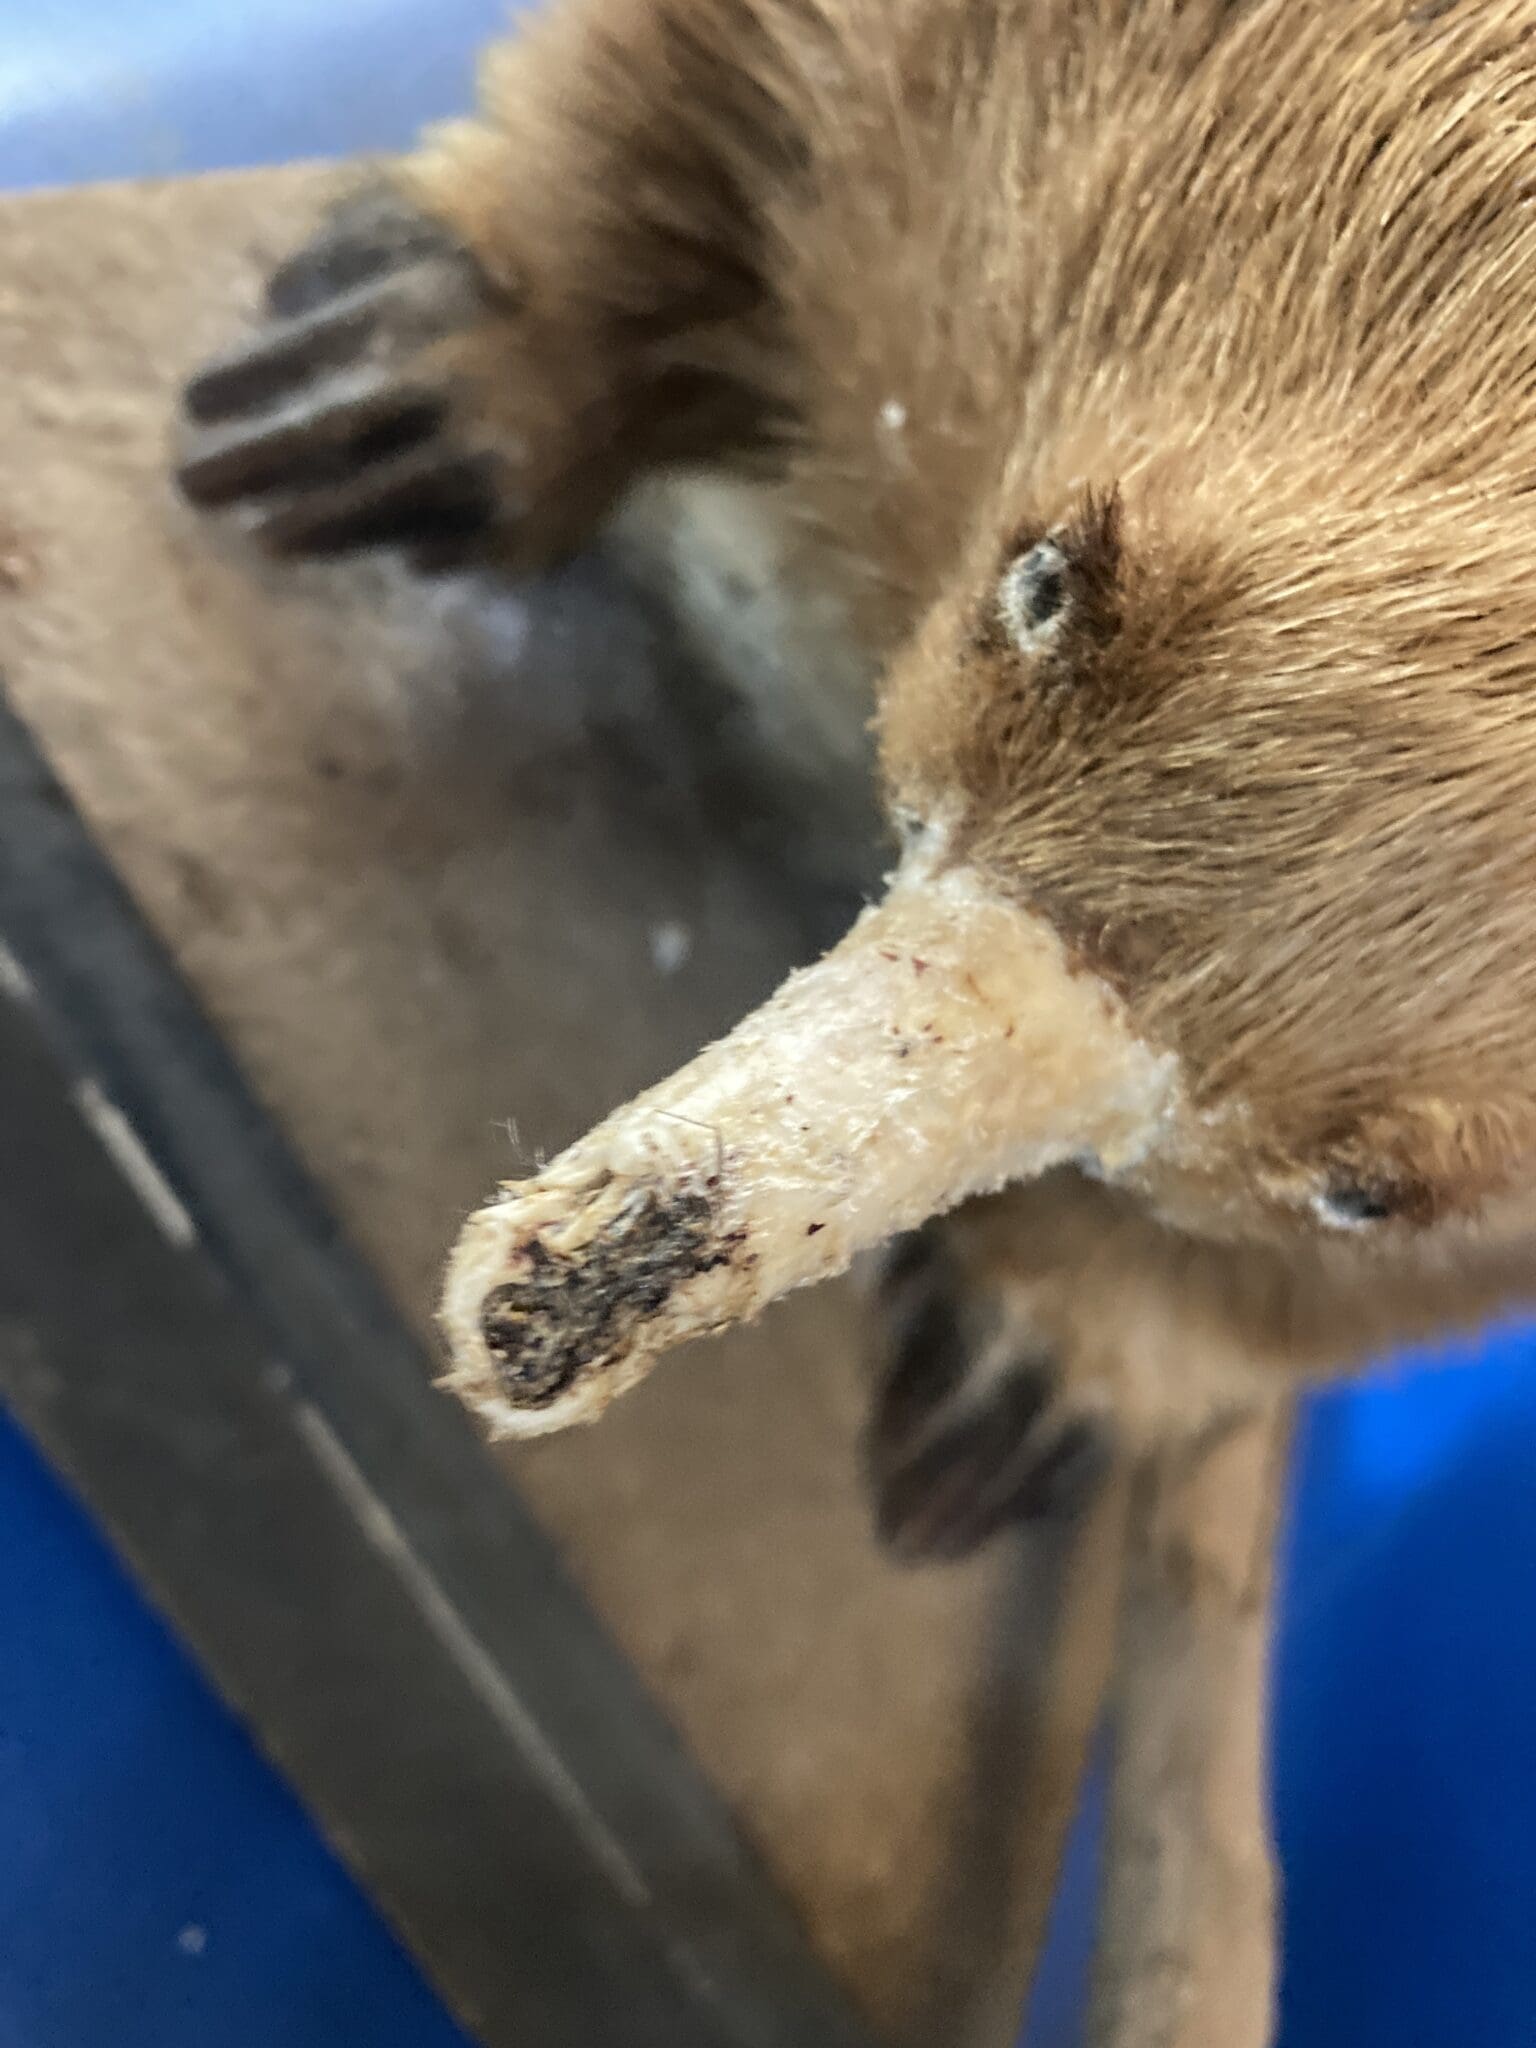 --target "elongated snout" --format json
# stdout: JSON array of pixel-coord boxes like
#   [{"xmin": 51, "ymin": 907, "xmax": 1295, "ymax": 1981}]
[{"xmin": 439, "ymin": 862, "xmax": 1176, "ymax": 1437}]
